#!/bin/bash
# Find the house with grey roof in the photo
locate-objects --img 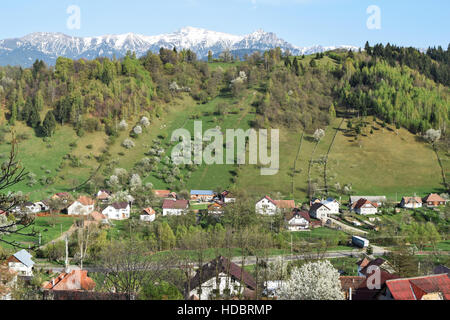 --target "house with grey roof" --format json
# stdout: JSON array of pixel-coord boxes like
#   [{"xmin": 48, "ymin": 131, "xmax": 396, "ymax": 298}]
[{"xmin": 7, "ymin": 249, "xmax": 35, "ymax": 277}]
